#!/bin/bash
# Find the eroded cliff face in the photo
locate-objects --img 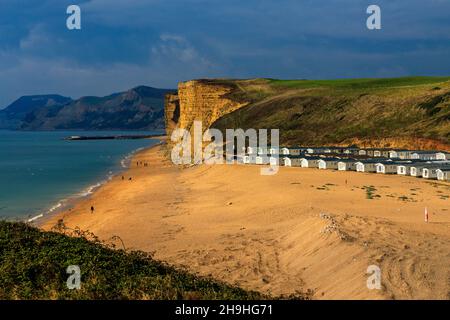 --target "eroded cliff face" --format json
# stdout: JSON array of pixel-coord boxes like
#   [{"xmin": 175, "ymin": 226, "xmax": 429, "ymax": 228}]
[{"xmin": 164, "ymin": 80, "xmax": 248, "ymax": 140}]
